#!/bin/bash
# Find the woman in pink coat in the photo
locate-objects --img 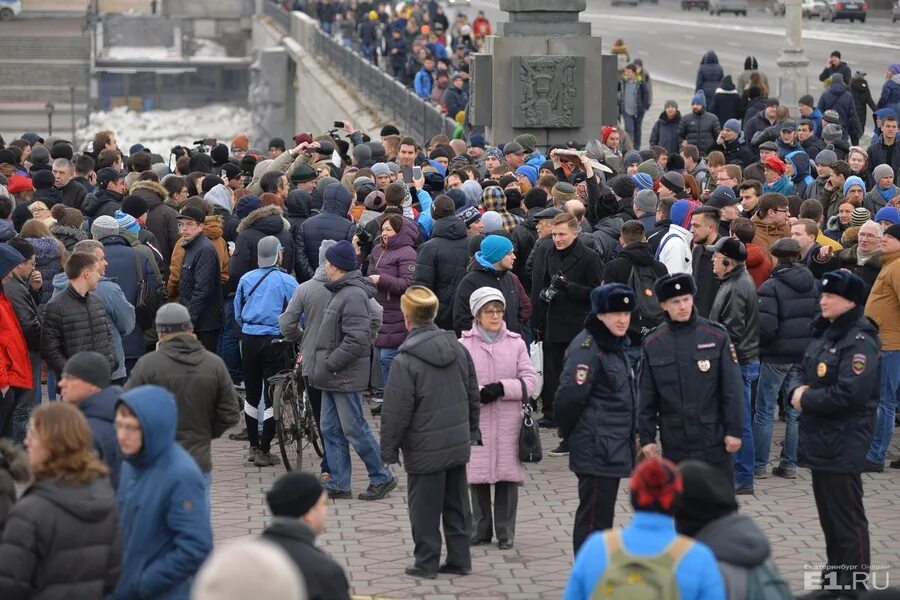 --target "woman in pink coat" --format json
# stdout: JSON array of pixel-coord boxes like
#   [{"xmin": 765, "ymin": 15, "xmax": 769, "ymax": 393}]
[{"xmin": 459, "ymin": 287, "xmax": 537, "ymax": 550}]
